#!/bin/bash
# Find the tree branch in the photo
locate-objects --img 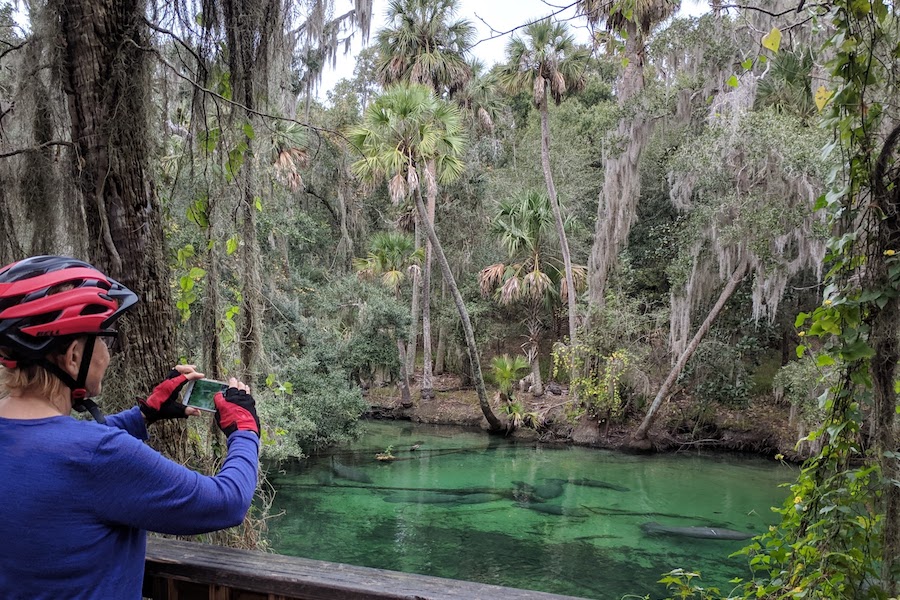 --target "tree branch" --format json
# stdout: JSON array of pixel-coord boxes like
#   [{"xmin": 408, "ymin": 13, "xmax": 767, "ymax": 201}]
[{"xmin": 0, "ymin": 140, "xmax": 74, "ymax": 160}]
